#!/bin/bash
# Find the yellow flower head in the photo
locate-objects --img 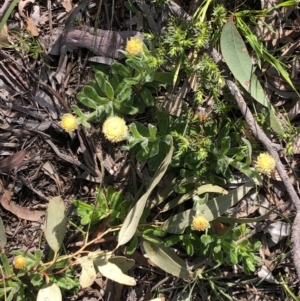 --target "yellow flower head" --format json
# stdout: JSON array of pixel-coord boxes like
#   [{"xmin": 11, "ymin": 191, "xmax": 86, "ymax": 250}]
[
  {"xmin": 60, "ymin": 113, "xmax": 78, "ymax": 132},
  {"xmin": 125, "ymin": 37, "xmax": 143, "ymax": 56},
  {"xmin": 192, "ymin": 215, "xmax": 209, "ymax": 231},
  {"xmin": 255, "ymin": 153, "xmax": 275, "ymax": 176},
  {"xmin": 102, "ymin": 116, "xmax": 128, "ymax": 143},
  {"xmin": 13, "ymin": 255, "xmax": 27, "ymax": 269}
]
